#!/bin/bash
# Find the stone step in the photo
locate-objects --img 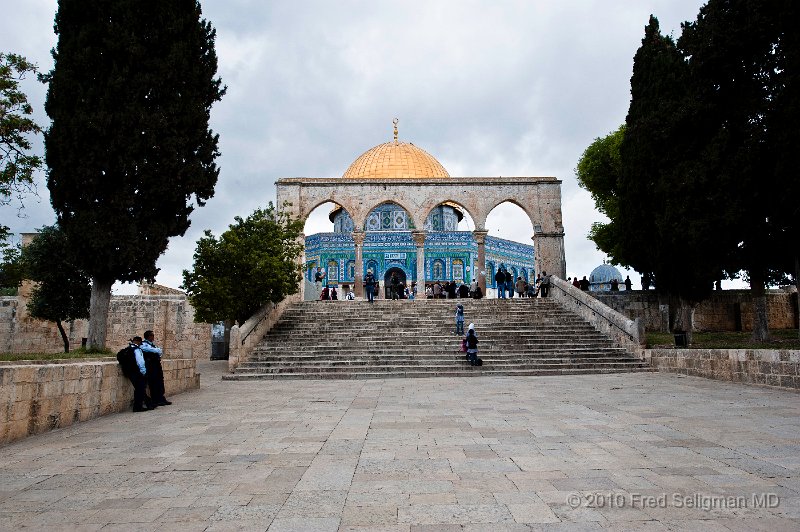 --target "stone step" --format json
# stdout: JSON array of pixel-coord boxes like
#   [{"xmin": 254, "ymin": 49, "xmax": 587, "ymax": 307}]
[
  {"xmin": 236, "ymin": 357, "xmax": 641, "ymax": 373},
  {"xmin": 234, "ymin": 297, "xmax": 648, "ymax": 380},
  {"xmin": 224, "ymin": 366, "xmax": 654, "ymax": 380},
  {"xmin": 243, "ymin": 349, "xmax": 627, "ymax": 364}
]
